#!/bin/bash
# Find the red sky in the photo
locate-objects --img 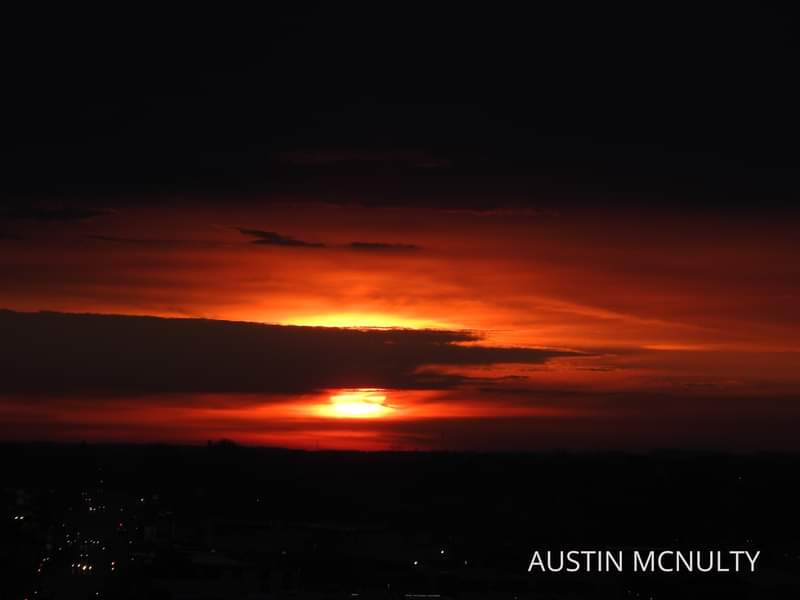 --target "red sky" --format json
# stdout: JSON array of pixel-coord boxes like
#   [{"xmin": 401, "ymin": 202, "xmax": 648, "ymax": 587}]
[
  {"xmin": 1, "ymin": 201, "xmax": 799, "ymax": 450},
  {"xmin": 3, "ymin": 4, "xmax": 800, "ymax": 453}
]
